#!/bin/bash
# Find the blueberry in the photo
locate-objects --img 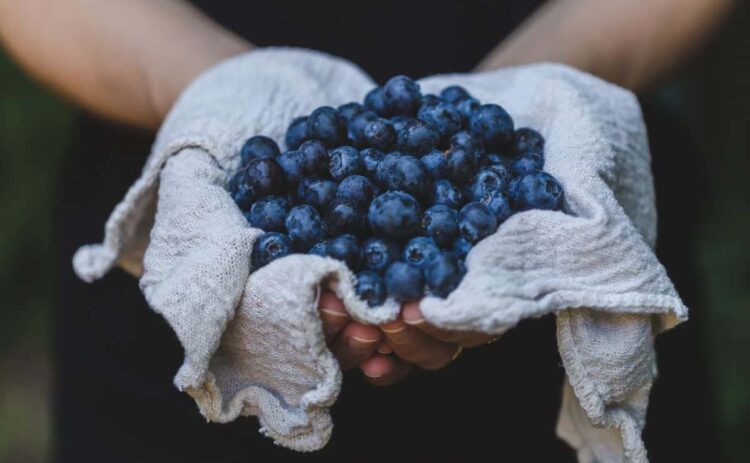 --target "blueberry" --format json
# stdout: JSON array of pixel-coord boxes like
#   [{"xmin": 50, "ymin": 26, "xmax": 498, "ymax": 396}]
[
  {"xmin": 364, "ymin": 86, "xmax": 390, "ymax": 117},
  {"xmin": 241, "ymin": 158, "xmax": 285, "ymax": 198},
  {"xmin": 469, "ymin": 104, "xmax": 514, "ymax": 150},
  {"xmin": 248, "ymin": 196, "xmax": 289, "ymax": 232},
  {"xmin": 422, "ymin": 205, "xmax": 459, "ymax": 247},
  {"xmin": 390, "ymin": 116, "xmax": 415, "ymax": 133},
  {"xmin": 432, "ymin": 179, "xmax": 464, "ymax": 209},
  {"xmin": 483, "ymin": 152, "xmax": 515, "ymax": 167},
  {"xmin": 449, "ymin": 130, "xmax": 484, "ymax": 155},
  {"xmin": 482, "ymin": 190, "xmax": 514, "ymax": 223},
  {"xmin": 337, "ymin": 175, "xmax": 374, "ymax": 207},
  {"xmin": 338, "ymin": 102, "xmax": 365, "ymax": 123},
  {"xmin": 512, "ymin": 127, "xmax": 545, "ymax": 155},
  {"xmin": 285, "ymin": 205, "xmax": 325, "ymax": 251},
  {"xmin": 240, "ymin": 135, "xmax": 280, "ymax": 164},
  {"xmin": 231, "ymin": 183, "xmax": 255, "ymax": 211},
  {"xmin": 306, "ymin": 106, "xmax": 346, "ymax": 147},
  {"xmin": 458, "ymin": 202, "xmax": 498, "ymax": 243},
  {"xmin": 513, "ymin": 172, "xmax": 564, "ymax": 212},
  {"xmin": 361, "ymin": 148, "xmax": 385, "ymax": 178},
  {"xmin": 403, "ymin": 236, "xmax": 440, "ymax": 267},
  {"xmin": 383, "ymin": 75, "xmax": 422, "ymax": 115},
  {"xmin": 325, "ymin": 198, "xmax": 364, "ymax": 236},
  {"xmin": 364, "ymin": 118, "xmax": 396, "ymax": 151},
  {"xmin": 347, "ymin": 111, "xmax": 379, "ymax": 147},
  {"xmin": 285, "ymin": 116, "xmax": 308, "ymax": 150},
  {"xmin": 383, "ymin": 155, "xmax": 432, "ymax": 201},
  {"xmin": 375, "ymin": 152, "xmax": 403, "ymax": 186},
  {"xmin": 424, "ymin": 252, "xmax": 465, "ymax": 298},
  {"xmin": 440, "ymin": 85, "xmax": 472, "ymax": 105},
  {"xmin": 511, "ymin": 152, "xmax": 544, "ymax": 175},
  {"xmin": 397, "ymin": 119, "xmax": 439, "ymax": 155},
  {"xmin": 329, "ymin": 146, "xmax": 364, "ymax": 180},
  {"xmin": 368, "ymin": 191, "xmax": 422, "ymax": 239},
  {"xmin": 443, "ymin": 146, "xmax": 479, "ymax": 184},
  {"xmin": 384, "ymin": 261, "xmax": 425, "ymax": 301},
  {"xmin": 276, "ymin": 150, "xmax": 305, "ymax": 184},
  {"xmin": 297, "ymin": 178, "xmax": 338, "ymax": 211},
  {"xmin": 309, "ymin": 241, "xmax": 329, "ymax": 257},
  {"xmin": 417, "ymin": 102, "xmax": 462, "ymax": 143},
  {"xmin": 362, "ymin": 238, "xmax": 401, "ymax": 273},
  {"xmin": 420, "ymin": 149, "xmax": 446, "ymax": 179},
  {"xmin": 421, "ymin": 93, "xmax": 441, "ymax": 107},
  {"xmin": 355, "ymin": 271, "xmax": 387, "ymax": 307},
  {"xmin": 451, "ymin": 236, "xmax": 473, "ymax": 258},
  {"xmin": 251, "ymin": 232, "xmax": 292, "ymax": 270},
  {"xmin": 325, "ymin": 234, "xmax": 362, "ymax": 270},
  {"xmin": 467, "ymin": 167, "xmax": 508, "ymax": 202},
  {"xmin": 298, "ymin": 140, "xmax": 329, "ymax": 176},
  {"xmin": 456, "ymin": 97, "xmax": 480, "ymax": 125}
]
